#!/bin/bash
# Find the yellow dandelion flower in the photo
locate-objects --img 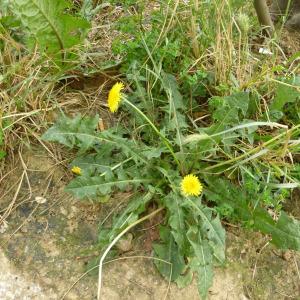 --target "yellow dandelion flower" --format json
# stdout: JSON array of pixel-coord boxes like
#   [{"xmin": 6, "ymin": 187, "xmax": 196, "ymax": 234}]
[
  {"xmin": 71, "ymin": 166, "xmax": 82, "ymax": 175},
  {"xmin": 181, "ymin": 174, "xmax": 203, "ymax": 197},
  {"xmin": 108, "ymin": 82, "xmax": 124, "ymax": 113}
]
